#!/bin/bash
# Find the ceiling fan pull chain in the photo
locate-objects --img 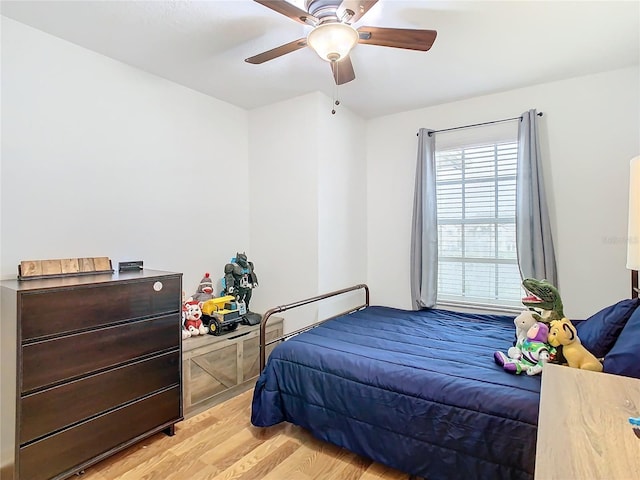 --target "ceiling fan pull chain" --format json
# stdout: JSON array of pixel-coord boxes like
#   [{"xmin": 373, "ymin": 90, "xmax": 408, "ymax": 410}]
[{"xmin": 332, "ymin": 61, "xmax": 339, "ymax": 115}]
